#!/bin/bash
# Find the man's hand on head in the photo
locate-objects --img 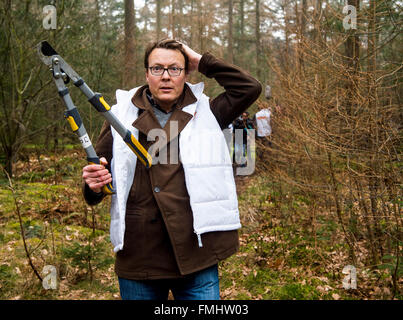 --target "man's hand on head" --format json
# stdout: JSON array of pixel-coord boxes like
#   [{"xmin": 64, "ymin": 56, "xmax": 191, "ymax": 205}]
[{"xmin": 180, "ymin": 42, "xmax": 202, "ymax": 74}]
